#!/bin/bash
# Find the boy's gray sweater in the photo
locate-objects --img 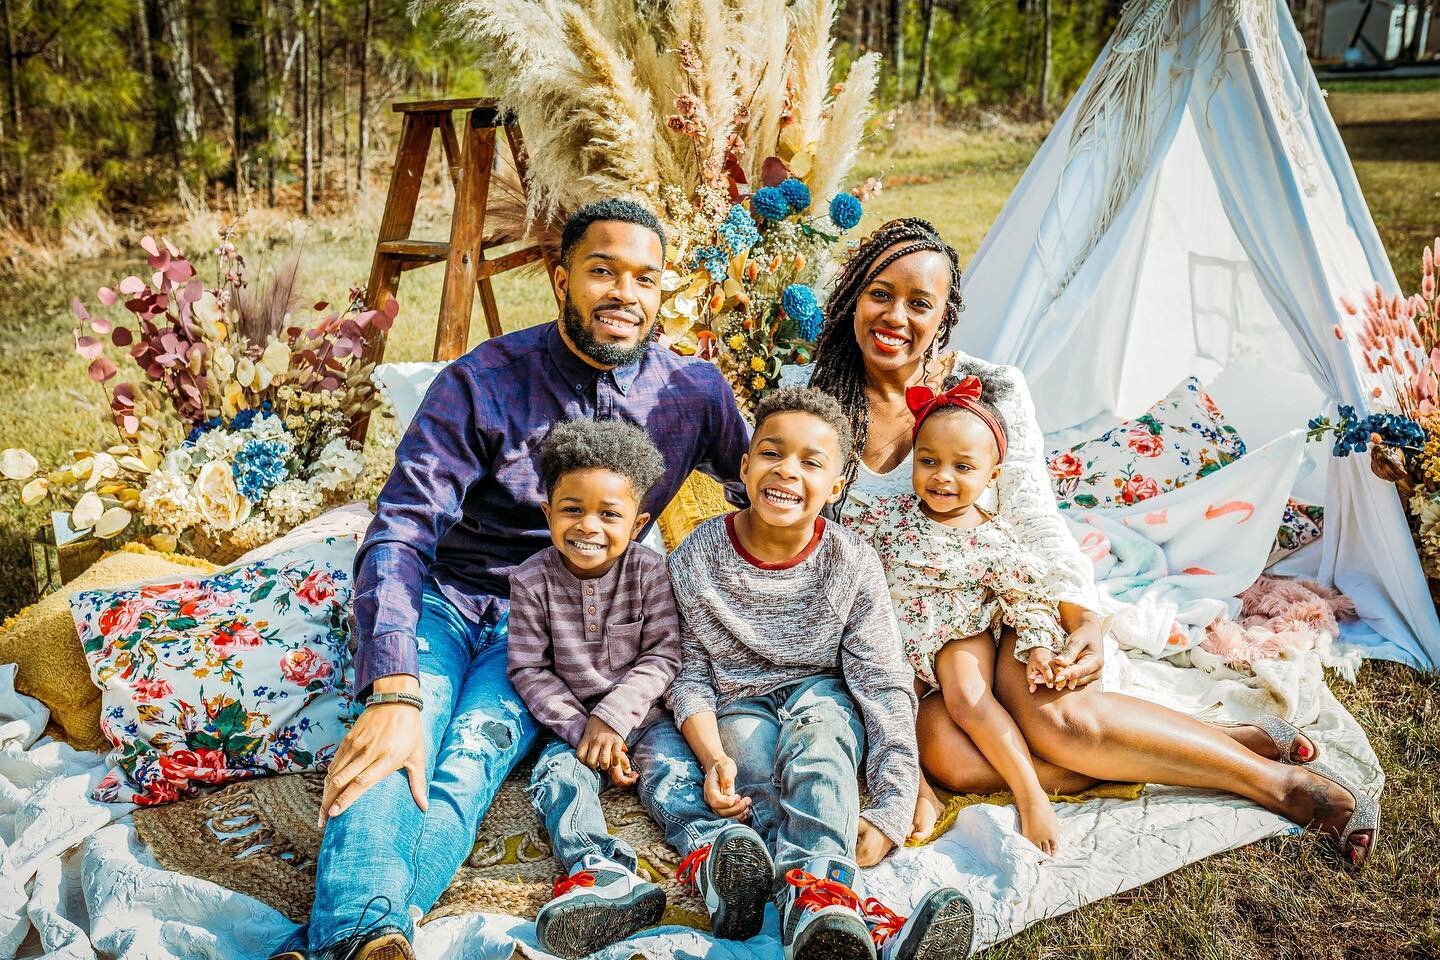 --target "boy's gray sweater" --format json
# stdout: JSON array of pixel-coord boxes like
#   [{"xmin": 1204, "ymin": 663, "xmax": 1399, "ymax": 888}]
[{"xmin": 666, "ymin": 514, "xmax": 920, "ymax": 847}]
